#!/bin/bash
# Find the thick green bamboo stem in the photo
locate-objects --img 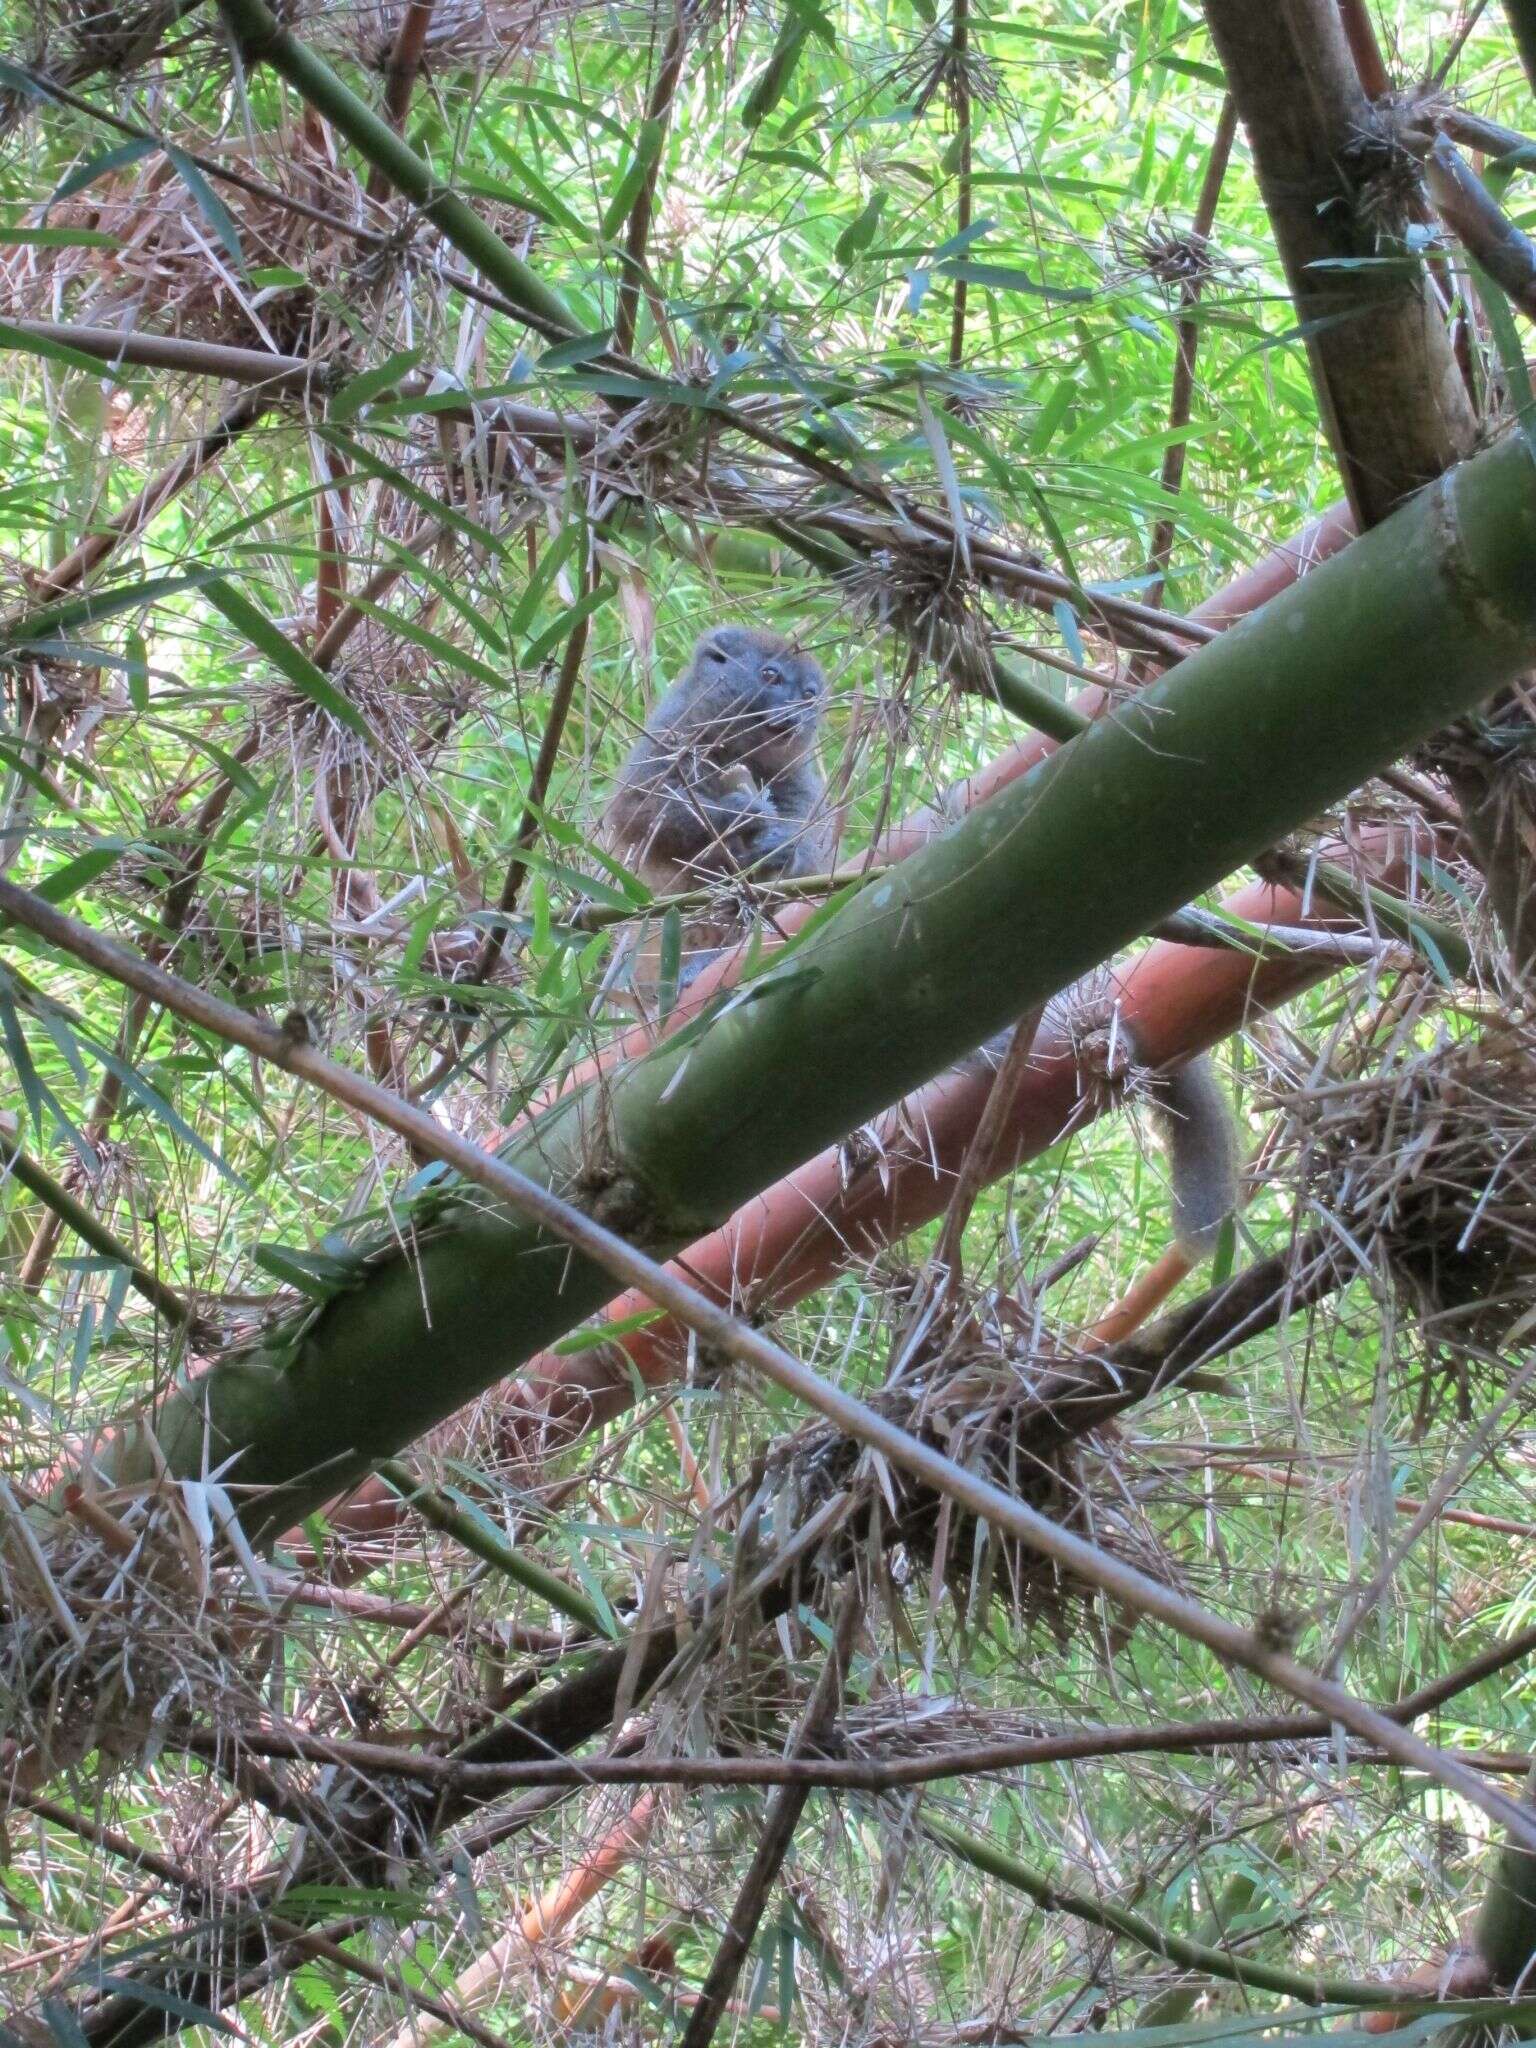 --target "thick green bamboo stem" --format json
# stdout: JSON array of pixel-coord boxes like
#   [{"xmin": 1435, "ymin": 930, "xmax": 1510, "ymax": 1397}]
[{"xmin": 58, "ymin": 429, "xmax": 1536, "ymax": 1534}]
